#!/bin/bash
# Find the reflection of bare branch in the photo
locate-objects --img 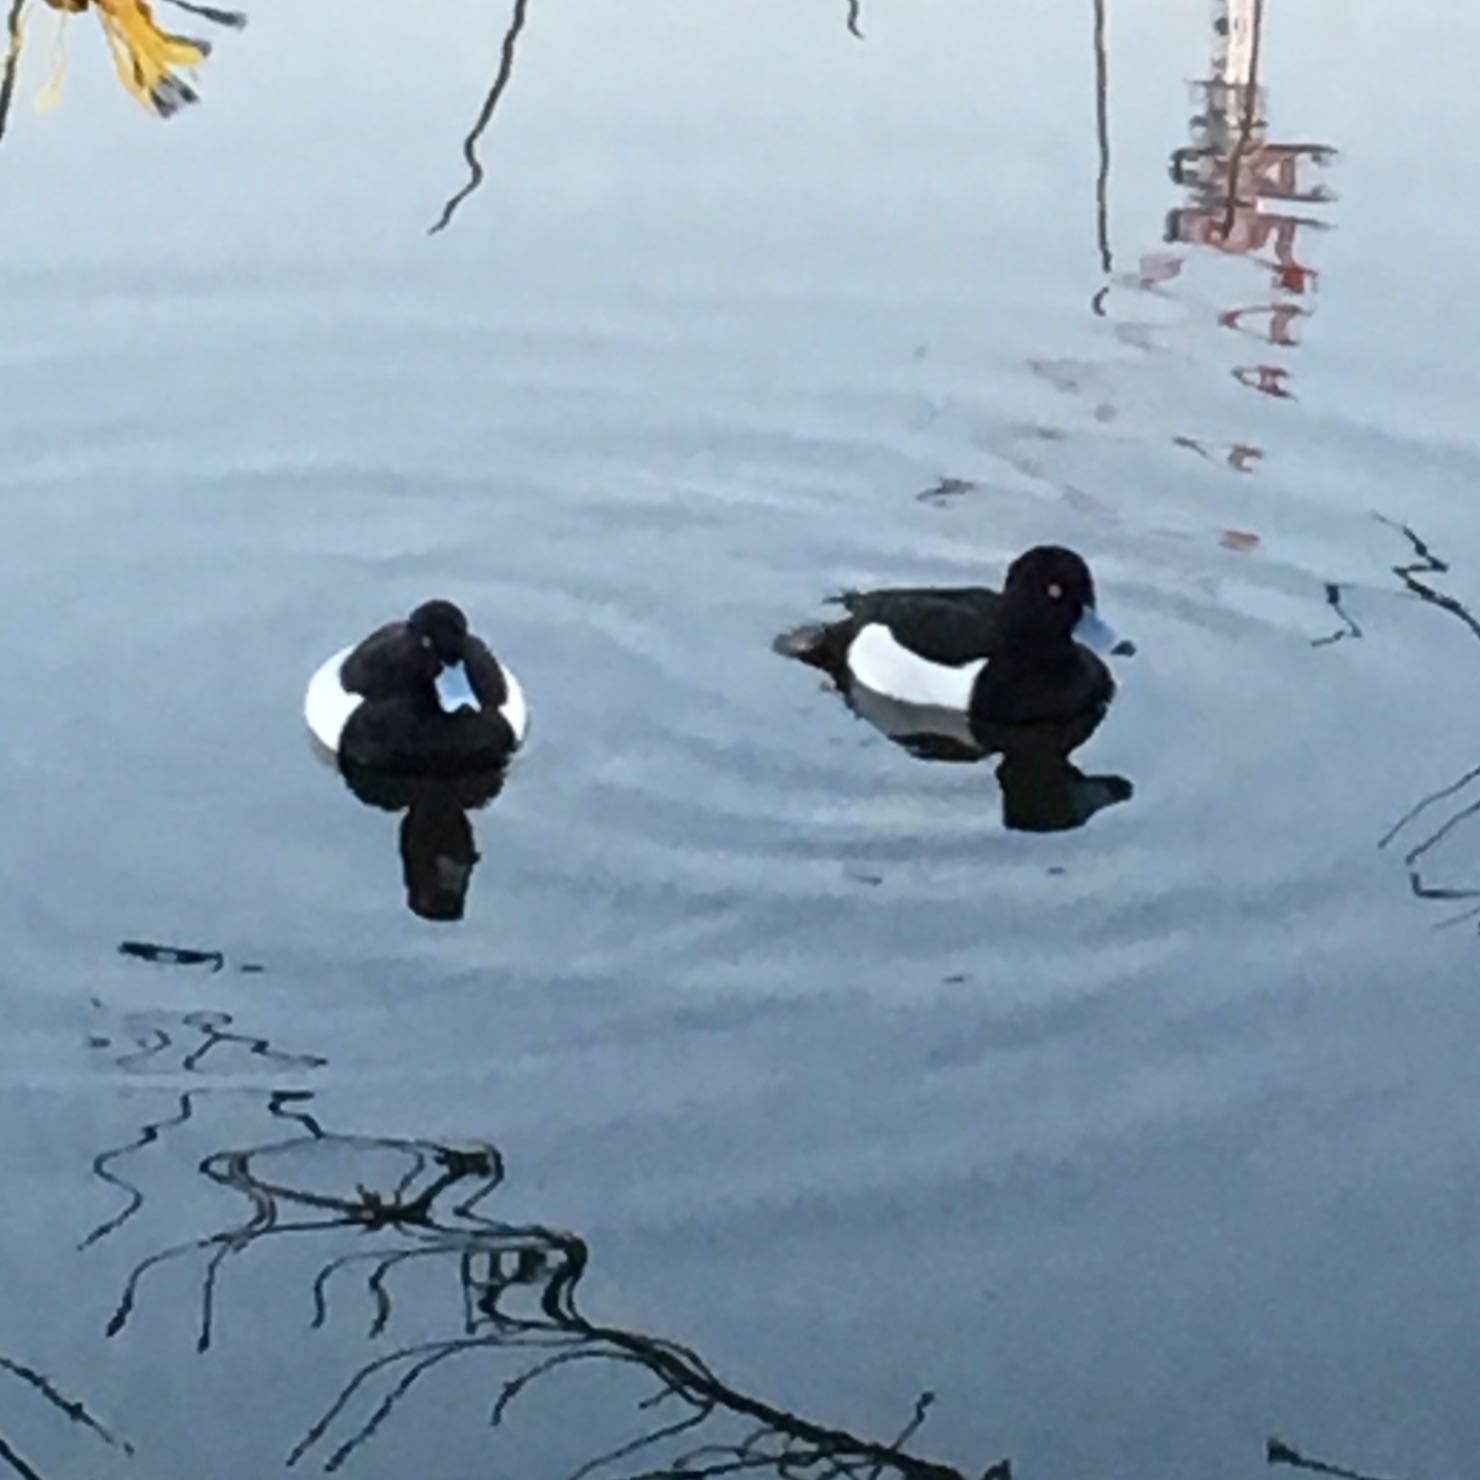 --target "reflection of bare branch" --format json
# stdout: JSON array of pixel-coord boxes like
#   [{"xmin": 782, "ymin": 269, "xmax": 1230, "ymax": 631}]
[
  {"xmin": 107, "ymin": 1075, "xmax": 990, "ymax": 1479},
  {"xmin": 0, "ymin": 1357, "xmax": 132, "ymax": 1457},
  {"xmin": 0, "ymin": 1434, "xmax": 45, "ymax": 1480},
  {"xmin": 0, "ymin": 0, "xmax": 23, "ymax": 150},
  {"xmin": 118, "ymin": 939, "xmax": 226, "ymax": 971},
  {"xmin": 1310, "ymin": 582, "xmax": 1362, "ymax": 648},
  {"xmin": 0, "ymin": 1351, "xmax": 129, "ymax": 1480},
  {"xmin": 80, "ymin": 1091, "xmax": 196, "ymax": 1249},
  {"xmin": 1091, "ymin": 0, "xmax": 1111, "ymax": 273},
  {"xmin": 845, "ymin": 0, "xmax": 863, "ymax": 41},
  {"xmin": 1267, "ymin": 1436, "xmax": 1400, "ymax": 1480},
  {"xmin": 429, "ymin": 0, "xmax": 531, "ymax": 235},
  {"xmin": 82, "ymin": 1010, "xmax": 326, "ymax": 1250},
  {"xmin": 1378, "ymin": 762, "xmax": 1480, "ymax": 853},
  {"xmin": 160, "ymin": 0, "xmax": 246, "ymax": 25},
  {"xmin": 1376, "ymin": 515, "xmax": 1480, "ymax": 645},
  {"xmin": 1373, "ymin": 518, "xmax": 1480, "ymax": 926}
]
